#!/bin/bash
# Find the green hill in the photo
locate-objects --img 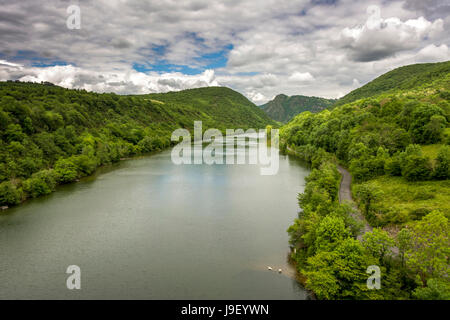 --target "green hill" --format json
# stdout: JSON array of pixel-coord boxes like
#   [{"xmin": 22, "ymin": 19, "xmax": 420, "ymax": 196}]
[
  {"xmin": 0, "ymin": 81, "xmax": 275, "ymax": 206},
  {"xmin": 260, "ymin": 94, "xmax": 336, "ymax": 122},
  {"xmin": 282, "ymin": 60, "xmax": 450, "ymax": 226},
  {"xmin": 282, "ymin": 61, "xmax": 450, "ymax": 300},
  {"xmin": 335, "ymin": 61, "xmax": 450, "ymax": 106},
  {"xmin": 147, "ymin": 86, "xmax": 274, "ymax": 130}
]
